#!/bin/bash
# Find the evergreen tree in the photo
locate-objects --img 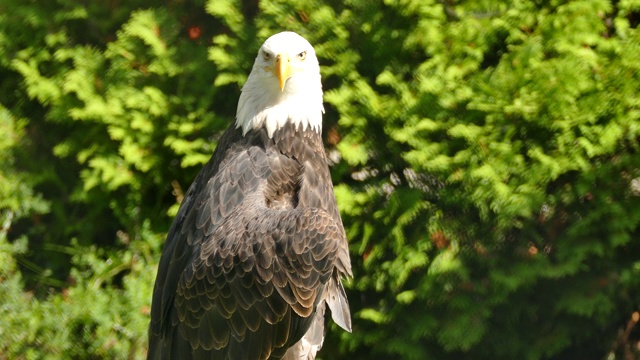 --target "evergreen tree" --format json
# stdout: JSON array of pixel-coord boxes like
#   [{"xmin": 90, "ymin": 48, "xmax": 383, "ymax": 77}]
[{"xmin": 0, "ymin": 0, "xmax": 638, "ymax": 358}]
